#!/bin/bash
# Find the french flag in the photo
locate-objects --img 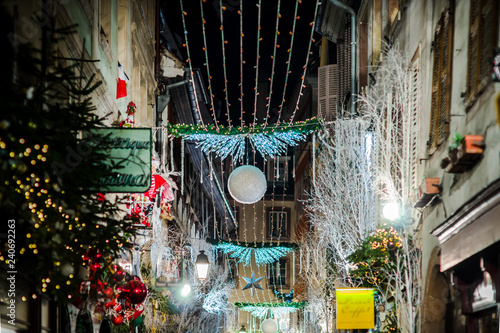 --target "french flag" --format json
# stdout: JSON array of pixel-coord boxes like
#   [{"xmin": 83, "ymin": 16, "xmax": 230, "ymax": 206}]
[{"xmin": 116, "ymin": 62, "xmax": 129, "ymax": 99}]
